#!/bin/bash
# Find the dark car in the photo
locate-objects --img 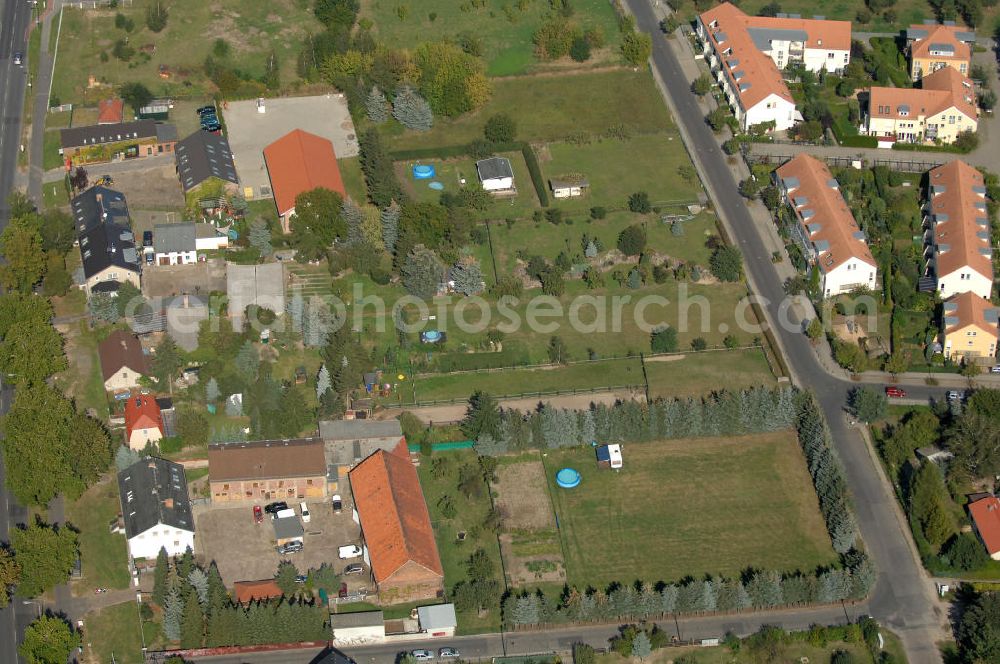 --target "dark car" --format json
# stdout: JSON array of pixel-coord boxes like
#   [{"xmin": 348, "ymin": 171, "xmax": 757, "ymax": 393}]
[
  {"xmin": 202, "ymin": 124, "xmax": 221, "ymax": 133},
  {"xmin": 199, "ymin": 114, "xmax": 218, "ymax": 125},
  {"xmin": 13, "ymin": 52, "xmax": 22, "ymax": 66},
  {"xmin": 344, "ymin": 563, "xmax": 364, "ymax": 575},
  {"xmin": 294, "ymin": 574, "xmax": 308, "ymax": 583},
  {"xmin": 196, "ymin": 105, "xmax": 216, "ymax": 115},
  {"xmin": 142, "ymin": 230, "xmax": 153, "ymax": 247},
  {"xmin": 332, "ymin": 494, "xmax": 343, "ymax": 513},
  {"xmin": 264, "ymin": 501, "xmax": 288, "ymax": 515},
  {"xmin": 145, "ymin": 252, "xmax": 154, "ymax": 265}
]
